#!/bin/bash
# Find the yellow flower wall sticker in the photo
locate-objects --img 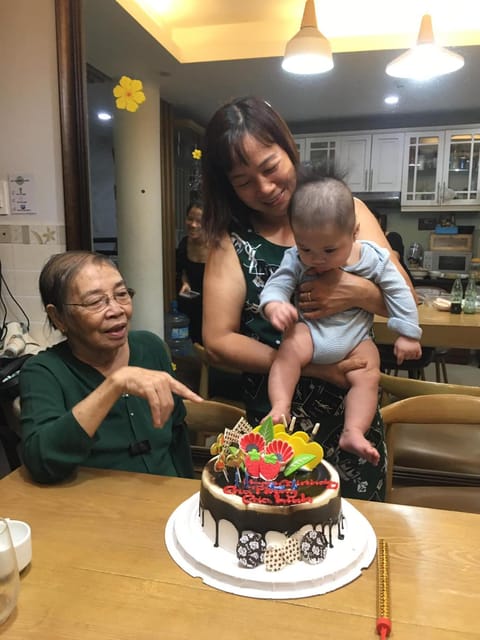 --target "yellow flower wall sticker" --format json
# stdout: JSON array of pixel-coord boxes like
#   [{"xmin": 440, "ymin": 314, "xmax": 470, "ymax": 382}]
[
  {"xmin": 192, "ymin": 148, "xmax": 202, "ymax": 160},
  {"xmin": 113, "ymin": 76, "xmax": 146, "ymax": 113}
]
